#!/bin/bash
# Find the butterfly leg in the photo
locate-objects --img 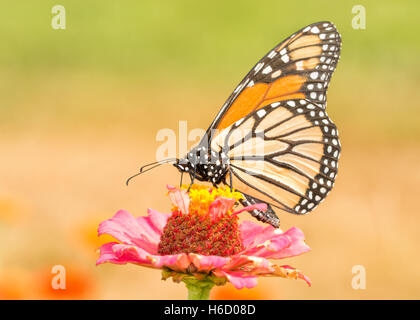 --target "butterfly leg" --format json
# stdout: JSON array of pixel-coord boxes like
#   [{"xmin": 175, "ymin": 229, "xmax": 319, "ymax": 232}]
[
  {"xmin": 239, "ymin": 193, "xmax": 280, "ymax": 228},
  {"xmin": 179, "ymin": 171, "xmax": 184, "ymax": 187},
  {"xmin": 228, "ymin": 166, "xmax": 233, "ymax": 192},
  {"xmin": 187, "ymin": 168, "xmax": 196, "ymax": 192}
]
